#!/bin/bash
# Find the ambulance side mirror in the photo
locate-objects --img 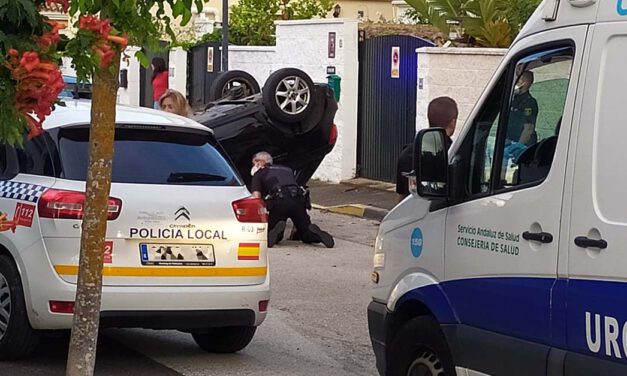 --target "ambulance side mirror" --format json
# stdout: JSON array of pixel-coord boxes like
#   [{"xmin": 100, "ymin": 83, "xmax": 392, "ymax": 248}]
[{"xmin": 412, "ymin": 128, "xmax": 448, "ymax": 198}]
